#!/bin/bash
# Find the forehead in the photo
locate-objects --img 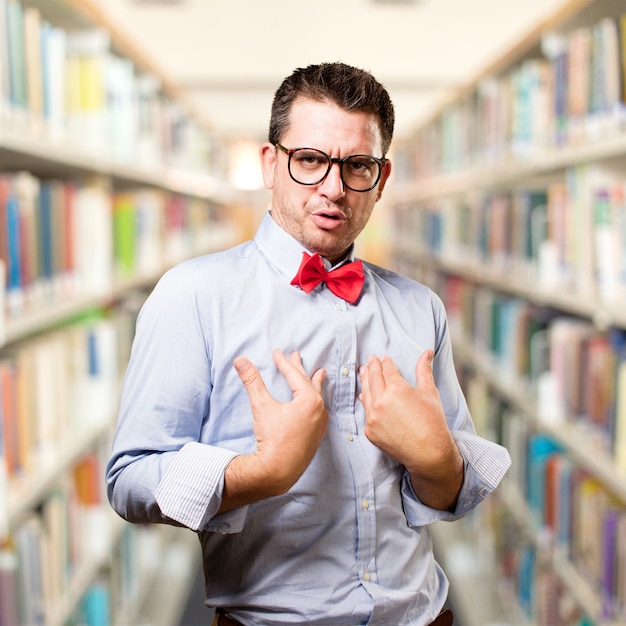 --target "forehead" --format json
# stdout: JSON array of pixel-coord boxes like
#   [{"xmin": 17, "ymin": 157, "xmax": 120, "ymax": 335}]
[{"xmin": 283, "ymin": 97, "xmax": 383, "ymax": 154}]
